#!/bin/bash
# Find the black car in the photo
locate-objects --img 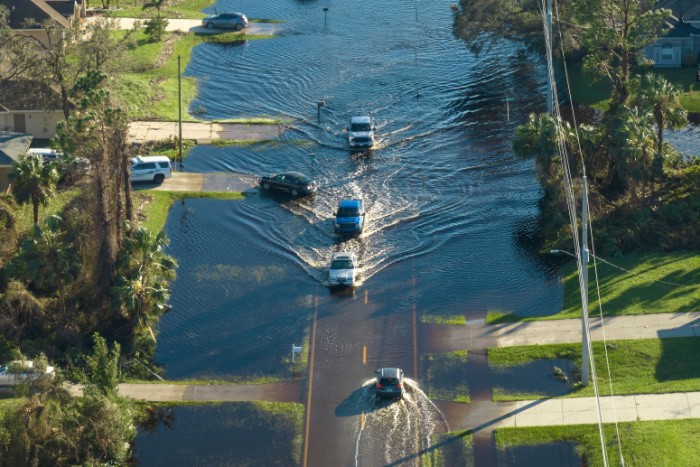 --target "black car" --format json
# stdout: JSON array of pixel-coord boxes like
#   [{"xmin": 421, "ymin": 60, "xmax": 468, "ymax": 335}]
[
  {"xmin": 375, "ymin": 368, "xmax": 405, "ymax": 399},
  {"xmin": 259, "ymin": 172, "xmax": 317, "ymax": 197}
]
